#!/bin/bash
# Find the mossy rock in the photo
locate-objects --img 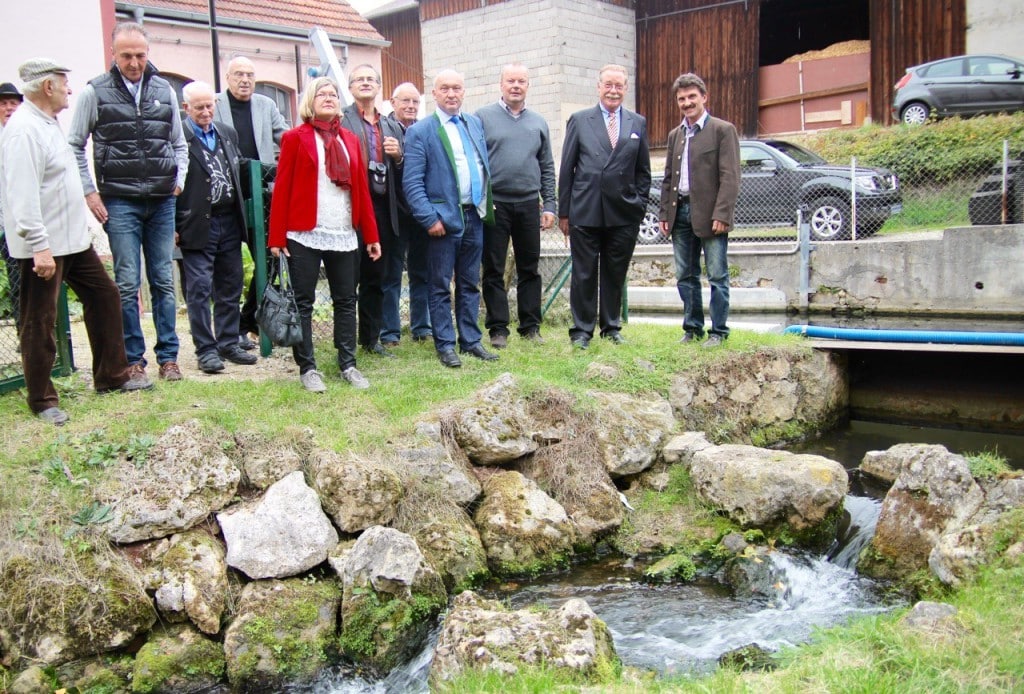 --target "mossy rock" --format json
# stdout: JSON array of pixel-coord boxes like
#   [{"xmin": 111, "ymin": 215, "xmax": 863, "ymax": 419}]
[
  {"xmin": 223, "ymin": 578, "xmax": 341, "ymax": 692},
  {"xmin": 131, "ymin": 624, "xmax": 225, "ymax": 693},
  {"xmin": 0, "ymin": 550, "xmax": 155, "ymax": 666},
  {"xmin": 340, "ymin": 588, "xmax": 446, "ymax": 673}
]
